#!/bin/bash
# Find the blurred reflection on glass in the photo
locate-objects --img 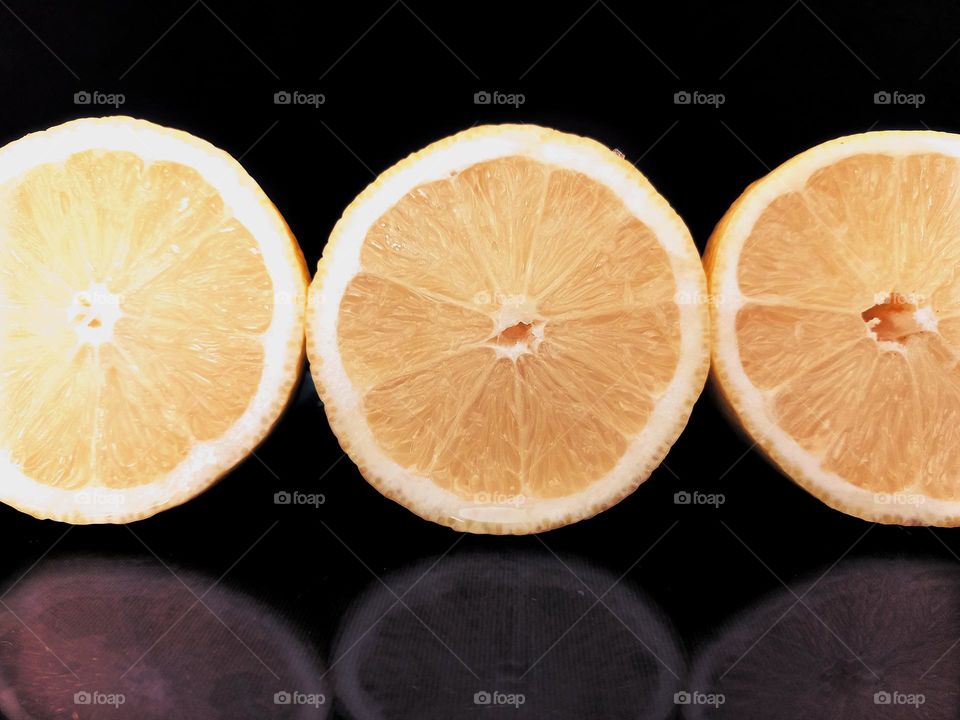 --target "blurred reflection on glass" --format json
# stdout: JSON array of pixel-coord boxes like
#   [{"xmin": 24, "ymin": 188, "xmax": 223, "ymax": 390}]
[
  {"xmin": 331, "ymin": 549, "xmax": 682, "ymax": 719},
  {"xmin": 0, "ymin": 557, "xmax": 328, "ymax": 719},
  {"xmin": 684, "ymin": 559, "xmax": 960, "ymax": 719}
]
